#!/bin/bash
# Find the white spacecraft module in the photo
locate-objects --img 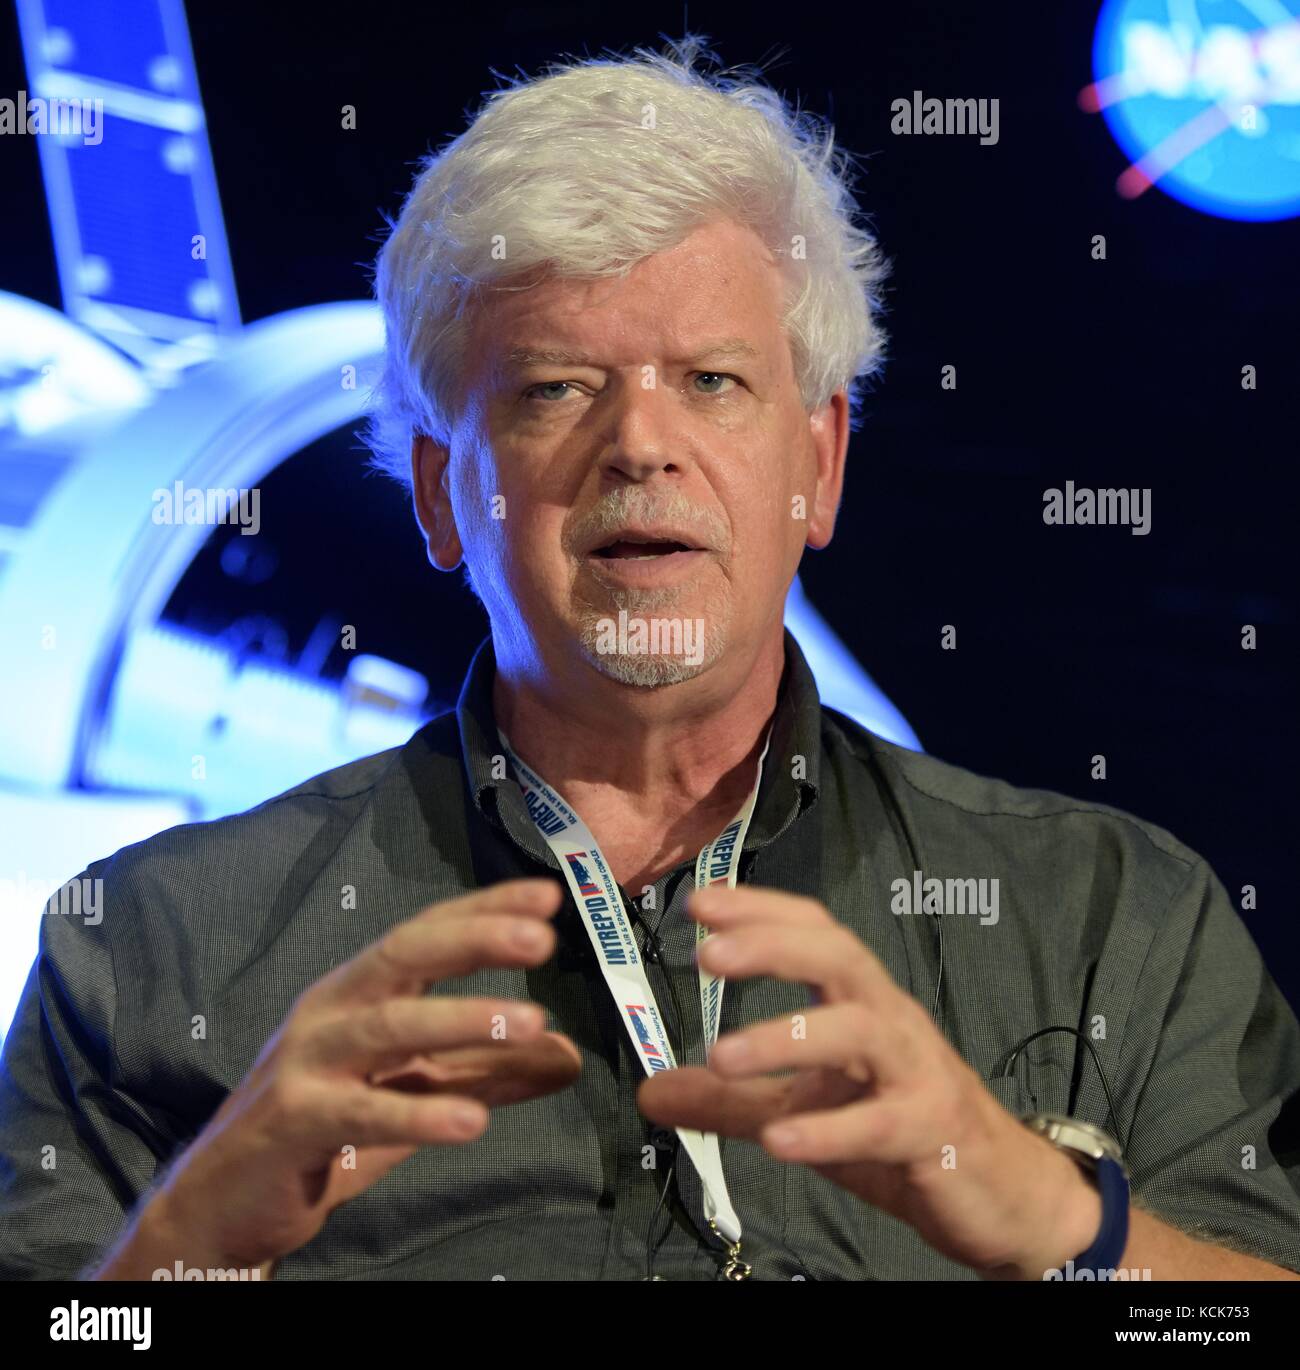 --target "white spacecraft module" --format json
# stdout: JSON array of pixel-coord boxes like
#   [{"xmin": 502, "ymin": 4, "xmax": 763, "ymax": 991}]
[{"xmin": 0, "ymin": 0, "xmax": 918, "ymax": 1044}]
